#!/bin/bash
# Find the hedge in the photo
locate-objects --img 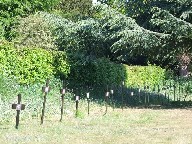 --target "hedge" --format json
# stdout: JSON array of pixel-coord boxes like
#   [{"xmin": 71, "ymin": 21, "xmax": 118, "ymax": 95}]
[
  {"xmin": 68, "ymin": 58, "xmax": 127, "ymax": 86},
  {"xmin": 67, "ymin": 56, "xmax": 166, "ymax": 87},
  {"xmin": 124, "ymin": 65, "xmax": 166, "ymax": 87},
  {"xmin": 0, "ymin": 43, "xmax": 70, "ymax": 84},
  {"xmin": 0, "ymin": 42, "xmax": 166, "ymax": 86}
]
